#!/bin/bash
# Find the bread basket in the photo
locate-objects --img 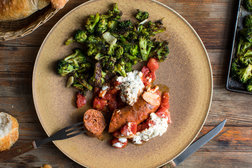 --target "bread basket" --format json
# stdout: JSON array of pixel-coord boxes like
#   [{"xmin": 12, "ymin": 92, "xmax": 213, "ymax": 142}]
[{"xmin": 0, "ymin": 5, "xmax": 59, "ymax": 42}]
